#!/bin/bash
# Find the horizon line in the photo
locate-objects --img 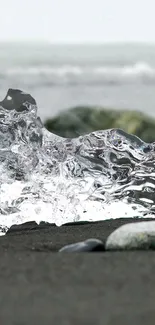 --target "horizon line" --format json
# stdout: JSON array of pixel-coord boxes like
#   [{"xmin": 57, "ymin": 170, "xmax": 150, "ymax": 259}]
[{"xmin": 0, "ymin": 40, "xmax": 155, "ymax": 46}]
